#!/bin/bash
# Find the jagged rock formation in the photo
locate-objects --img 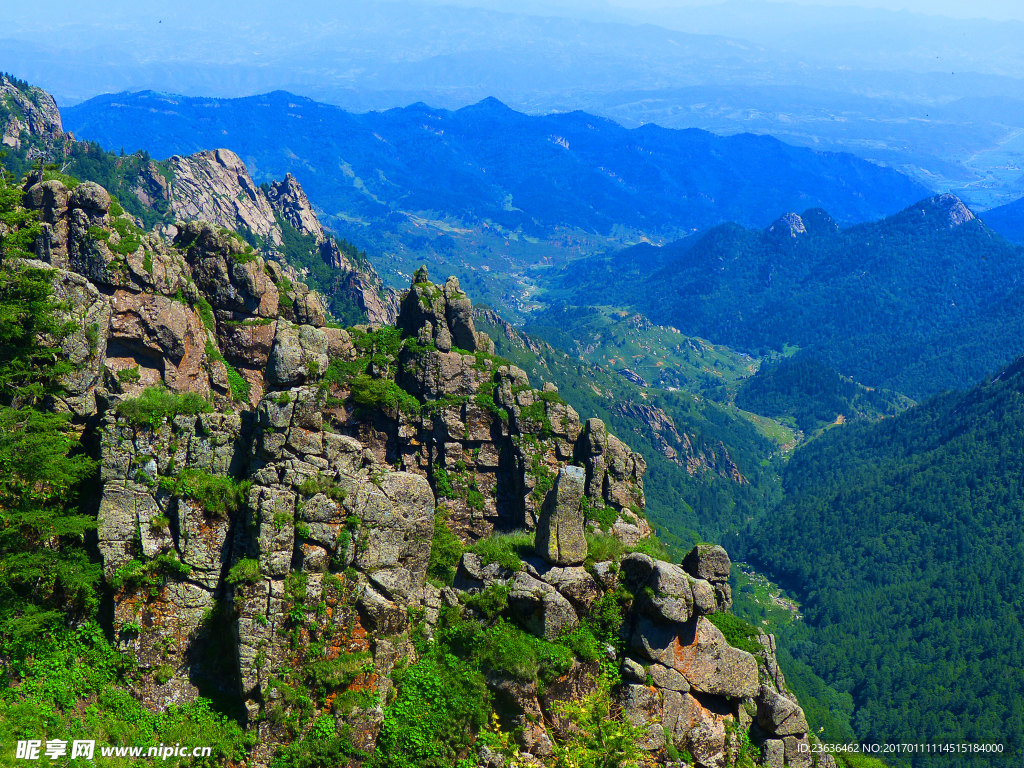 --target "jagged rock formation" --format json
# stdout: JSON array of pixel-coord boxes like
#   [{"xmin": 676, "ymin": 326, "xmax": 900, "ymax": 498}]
[
  {"xmin": 0, "ymin": 74, "xmax": 65, "ymax": 153},
  {"xmin": 14, "ymin": 151, "xmax": 830, "ymax": 766},
  {"xmin": 616, "ymin": 401, "xmax": 747, "ymax": 483},
  {"xmin": 163, "ymin": 149, "xmax": 399, "ymax": 325},
  {"xmin": 1, "ymin": 76, "xmax": 397, "ymax": 329}
]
